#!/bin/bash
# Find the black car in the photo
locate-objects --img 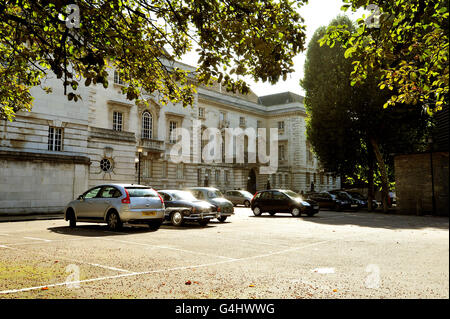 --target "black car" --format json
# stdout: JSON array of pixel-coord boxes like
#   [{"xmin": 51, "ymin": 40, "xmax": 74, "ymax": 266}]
[
  {"xmin": 306, "ymin": 191, "xmax": 356, "ymax": 211},
  {"xmin": 250, "ymin": 189, "xmax": 319, "ymax": 217},
  {"xmin": 158, "ymin": 190, "xmax": 218, "ymax": 226},
  {"xmin": 346, "ymin": 191, "xmax": 379, "ymax": 209},
  {"xmin": 328, "ymin": 190, "xmax": 361, "ymax": 211}
]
